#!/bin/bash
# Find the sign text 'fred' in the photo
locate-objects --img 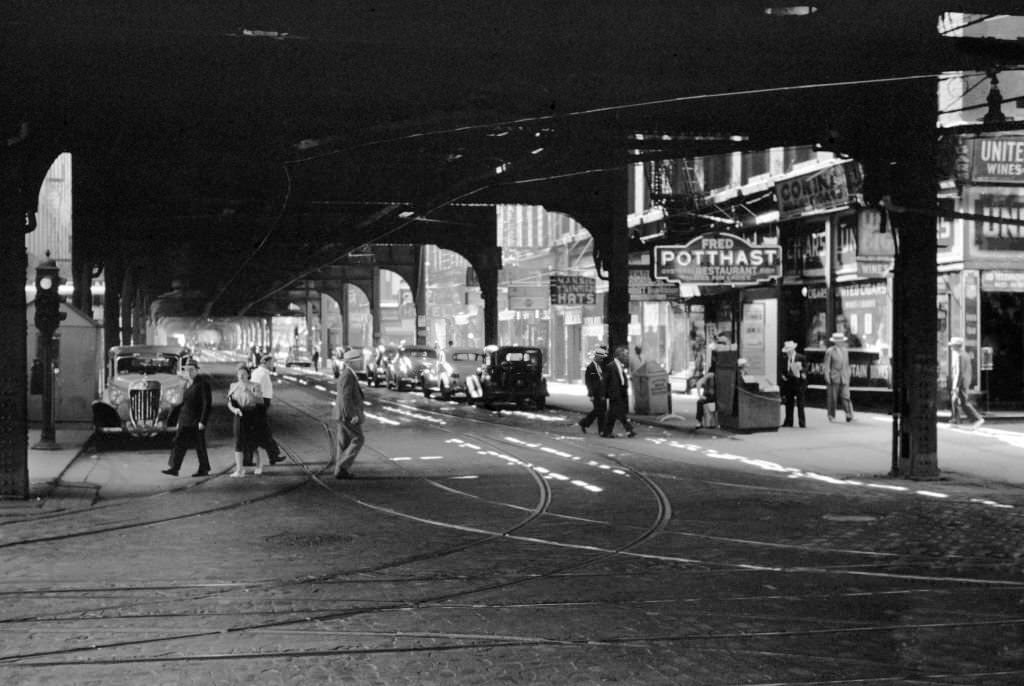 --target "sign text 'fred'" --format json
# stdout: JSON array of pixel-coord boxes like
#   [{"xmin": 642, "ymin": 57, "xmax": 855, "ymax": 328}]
[
  {"xmin": 549, "ymin": 275, "xmax": 596, "ymax": 306},
  {"xmin": 653, "ymin": 232, "xmax": 782, "ymax": 286}
]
